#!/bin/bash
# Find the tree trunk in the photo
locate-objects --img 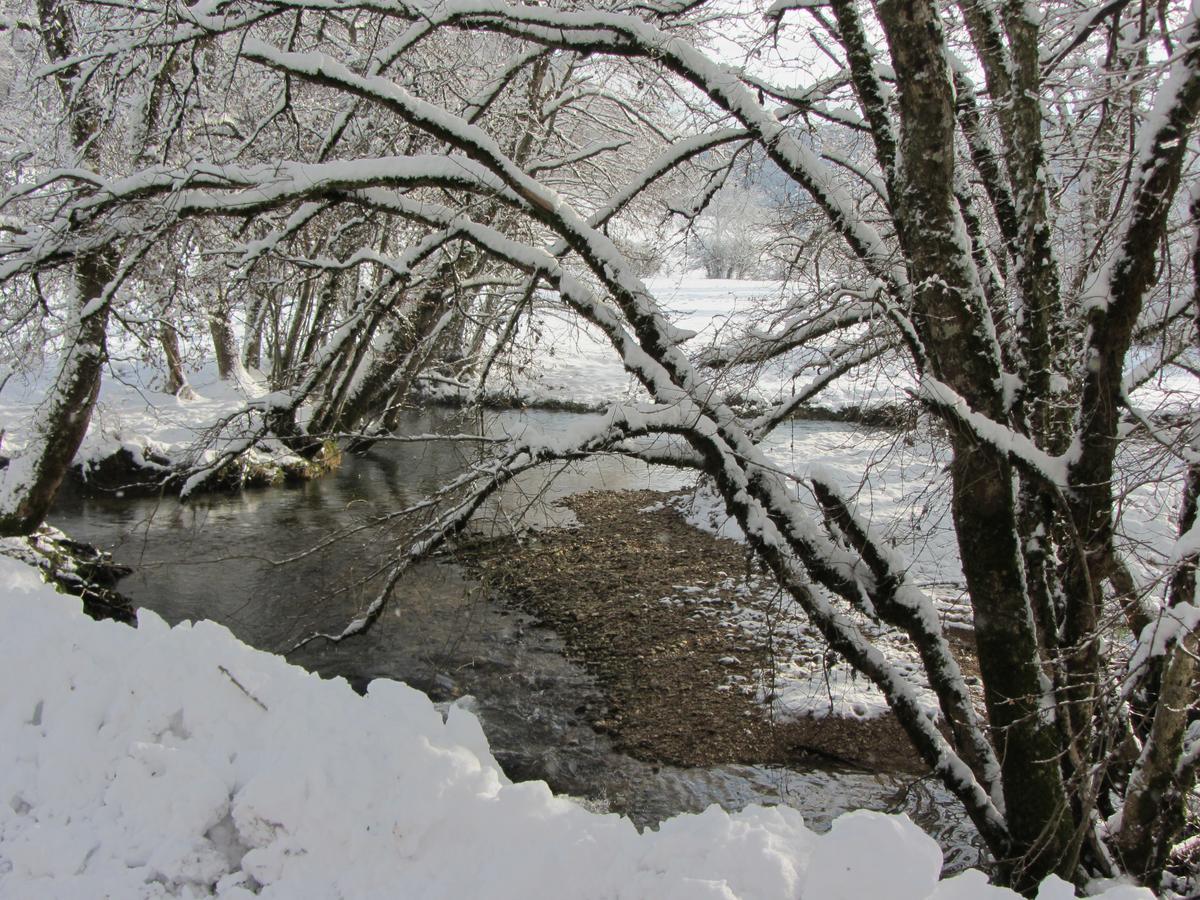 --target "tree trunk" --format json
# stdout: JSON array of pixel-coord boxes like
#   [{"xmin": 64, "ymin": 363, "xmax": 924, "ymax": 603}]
[
  {"xmin": 877, "ymin": 0, "xmax": 1075, "ymax": 884},
  {"xmin": 325, "ymin": 287, "xmax": 447, "ymax": 438},
  {"xmin": 159, "ymin": 319, "xmax": 193, "ymax": 398},
  {"xmin": 243, "ymin": 290, "xmax": 269, "ymax": 372},
  {"xmin": 950, "ymin": 443, "xmax": 1075, "ymax": 886},
  {"xmin": 0, "ymin": 251, "xmax": 116, "ymax": 536},
  {"xmin": 0, "ymin": 0, "xmax": 118, "ymax": 536},
  {"xmin": 209, "ymin": 308, "xmax": 240, "ymax": 380}
]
